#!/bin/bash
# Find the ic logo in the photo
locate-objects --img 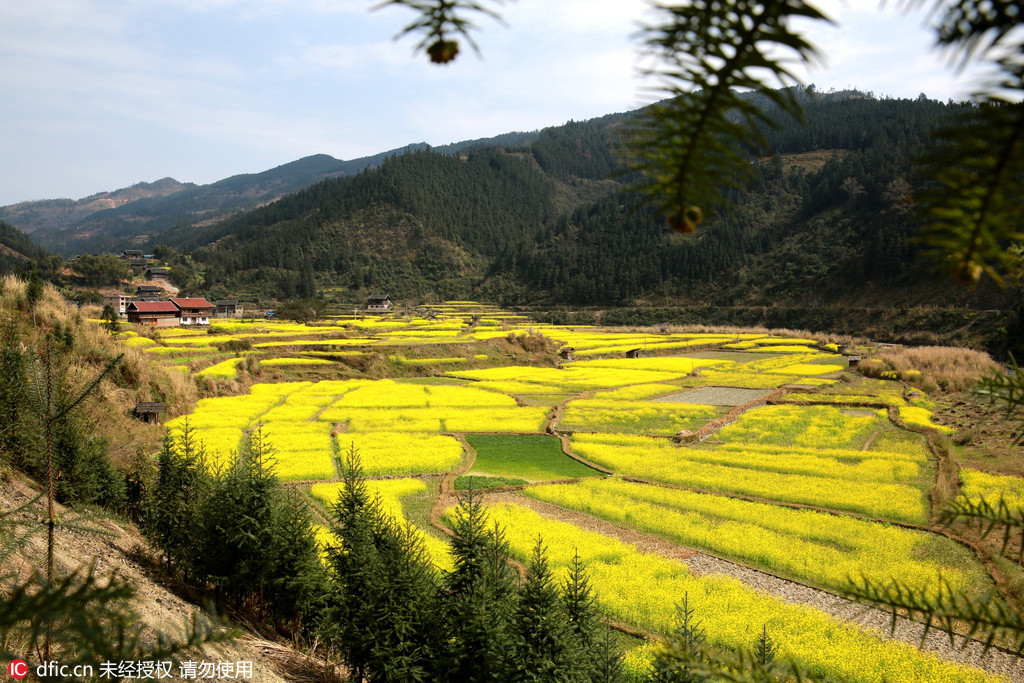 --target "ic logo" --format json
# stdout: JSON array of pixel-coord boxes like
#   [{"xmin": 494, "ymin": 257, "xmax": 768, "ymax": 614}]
[{"xmin": 8, "ymin": 660, "xmax": 27, "ymax": 679}]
